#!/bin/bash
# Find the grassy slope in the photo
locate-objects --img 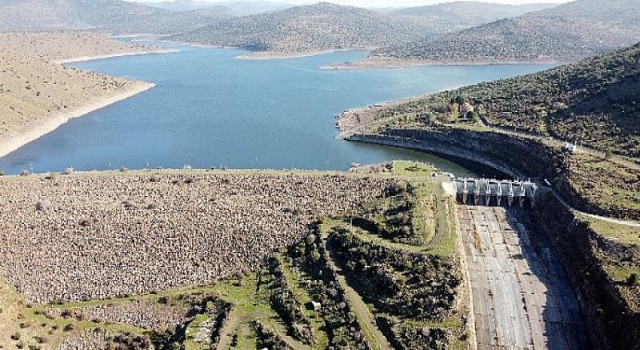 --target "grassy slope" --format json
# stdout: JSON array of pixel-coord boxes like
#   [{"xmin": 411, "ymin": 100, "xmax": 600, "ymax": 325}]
[
  {"xmin": 376, "ymin": 44, "xmax": 640, "ymax": 157},
  {"xmin": 319, "ymin": 161, "xmax": 467, "ymax": 348}
]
